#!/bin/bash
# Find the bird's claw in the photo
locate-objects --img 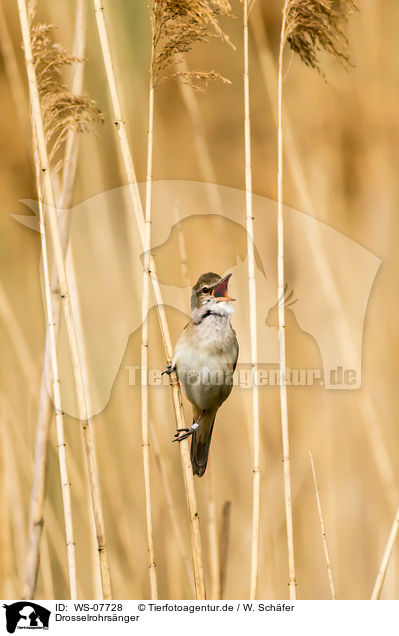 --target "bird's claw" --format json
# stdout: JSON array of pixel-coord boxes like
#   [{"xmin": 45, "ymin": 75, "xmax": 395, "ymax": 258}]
[
  {"xmin": 173, "ymin": 429, "xmax": 196, "ymax": 443},
  {"xmin": 172, "ymin": 423, "xmax": 199, "ymax": 443},
  {"xmin": 162, "ymin": 364, "xmax": 175, "ymax": 376}
]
